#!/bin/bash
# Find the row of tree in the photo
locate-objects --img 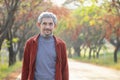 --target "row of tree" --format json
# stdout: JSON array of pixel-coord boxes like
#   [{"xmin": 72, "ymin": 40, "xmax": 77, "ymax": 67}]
[
  {"xmin": 0, "ymin": 0, "xmax": 120, "ymax": 67},
  {"xmin": 60, "ymin": 0, "xmax": 120, "ymax": 63}
]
